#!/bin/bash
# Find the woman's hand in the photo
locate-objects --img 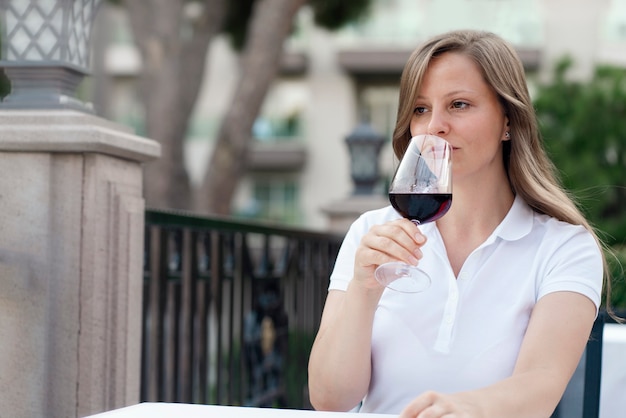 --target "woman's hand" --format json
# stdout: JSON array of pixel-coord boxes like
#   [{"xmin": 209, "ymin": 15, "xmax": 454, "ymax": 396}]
[
  {"xmin": 352, "ymin": 218, "xmax": 426, "ymax": 290},
  {"xmin": 399, "ymin": 391, "xmax": 483, "ymax": 418}
]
